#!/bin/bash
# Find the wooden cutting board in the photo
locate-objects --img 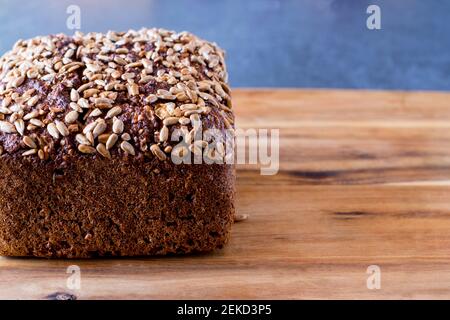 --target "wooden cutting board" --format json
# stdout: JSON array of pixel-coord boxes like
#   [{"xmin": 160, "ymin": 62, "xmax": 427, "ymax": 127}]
[{"xmin": 2, "ymin": 89, "xmax": 450, "ymax": 299}]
